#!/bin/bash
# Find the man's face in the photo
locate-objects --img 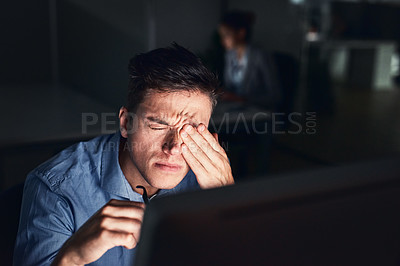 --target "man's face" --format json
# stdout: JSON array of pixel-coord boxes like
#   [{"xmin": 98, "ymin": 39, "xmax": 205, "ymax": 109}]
[
  {"xmin": 218, "ymin": 25, "xmax": 246, "ymax": 51},
  {"xmin": 122, "ymin": 90, "xmax": 212, "ymax": 190},
  {"xmin": 219, "ymin": 25, "xmax": 235, "ymax": 50}
]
